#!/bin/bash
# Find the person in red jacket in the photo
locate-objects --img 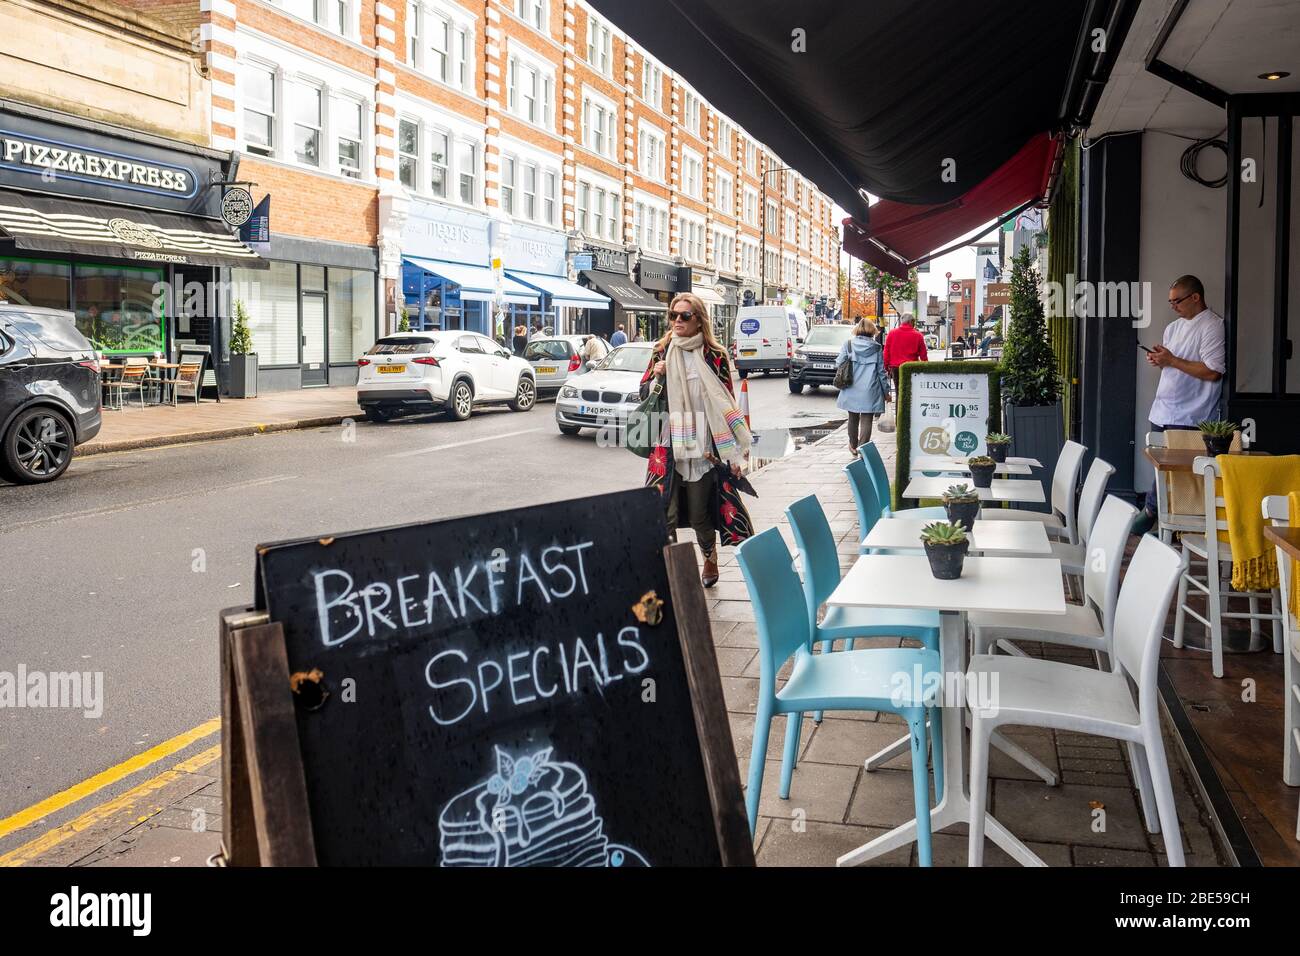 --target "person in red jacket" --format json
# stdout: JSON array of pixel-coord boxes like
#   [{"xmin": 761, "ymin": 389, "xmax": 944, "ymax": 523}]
[{"xmin": 882, "ymin": 315, "xmax": 928, "ymax": 393}]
